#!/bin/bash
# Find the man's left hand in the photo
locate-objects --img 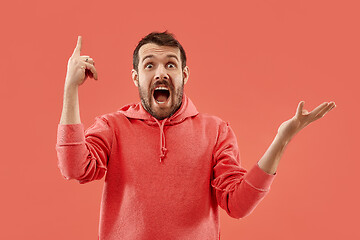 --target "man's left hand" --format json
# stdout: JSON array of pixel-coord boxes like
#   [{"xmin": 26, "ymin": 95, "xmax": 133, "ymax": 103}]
[{"xmin": 277, "ymin": 101, "xmax": 336, "ymax": 143}]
